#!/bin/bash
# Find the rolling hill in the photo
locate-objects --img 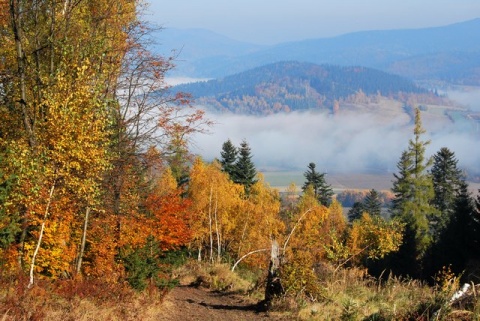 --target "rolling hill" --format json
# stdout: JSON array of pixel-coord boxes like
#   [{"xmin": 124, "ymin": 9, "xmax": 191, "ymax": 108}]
[
  {"xmin": 155, "ymin": 19, "xmax": 480, "ymax": 85},
  {"xmin": 172, "ymin": 61, "xmax": 442, "ymax": 115}
]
